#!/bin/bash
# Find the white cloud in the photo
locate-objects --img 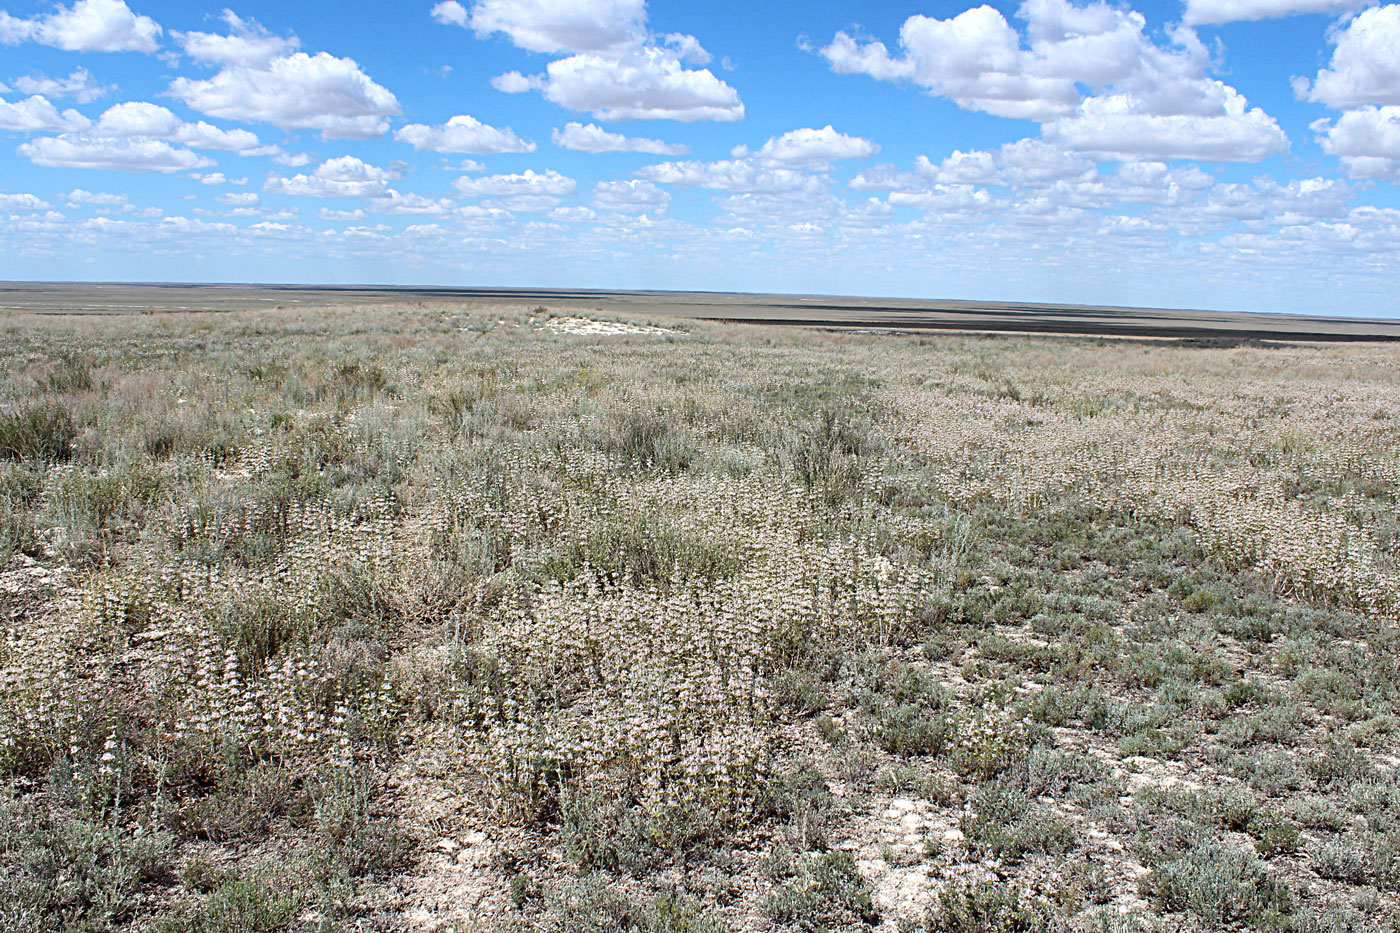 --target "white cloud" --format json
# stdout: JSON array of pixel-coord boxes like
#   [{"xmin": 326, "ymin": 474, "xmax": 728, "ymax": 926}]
[
  {"xmin": 593, "ymin": 178, "xmax": 668, "ymax": 212},
  {"xmin": 0, "ymin": 94, "xmax": 91, "ymax": 132},
  {"xmin": 175, "ymin": 10, "xmax": 298, "ymax": 67},
  {"xmin": 927, "ymin": 149, "xmax": 1002, "ymax": 185},
  {"xmin": 712, "ymin": 190, "xmax": 845, "ymax": 227},
  {"xmin": 366, "ymin": 191, "xmax": 455, "ymax": 215},
  {"xmin": 1300, "ymin": 6, "xmax": 1400, "ymax": 110},
  {"xmin": 457, "ymin": 0, "xmax": 646, "ymax": 54},
  {"xmin": 848, "ymin": 164, "xmax": 927, "ymax": 192},
  {"xmin": 485, "ymin": 195, "xmax": 565, "ymax": 211},
  {"xmin": 490, "ymin": 70, "xmax": 542, "ymax": 93},
  {"xmin": 548, "ymin": 205, "xmax": 597, "ymax": 222},
  {"xmin": 889, "ymin": 184, "xmax": 998, "ymax": 213},
  {"xmin": 737, "ymin": 125, "xmax": 879, "ymax": 166},
  {"xmin": 1314, "ymin": 106, "xmax": 1400, "ymax": 179},
  {"xmin": 552, "ymin": 120, "xmax": 687, "ymax": 154},
  {"xmin": 819, "ymin": 0, "xmax": 1285, "ymax": 162},
  {"xmin": 541, "ymin": 48, "xmax": 743, "ymax": 121},
  {"xmin": 91, "ymin": 101, "xmax": 263, "ymax": 151},
  {"xmin": 66, "ymin": 187, "xmax": 127, "ymax": 206},
  {"xmin": 168, "ymin": 51, "xmax": 400, "ymax": 138},
  {"xmin": 215, "ymin": 191, "xmax": 259, "ymax": 206},
  {"xmin": 996, "ymin": 138, "xmax": 1097, "ymax": 183},
  {"xmin": 11, "ymin": 68, "xmax": 110, "ymax": 103},
  {"xmin": 1184, "ymin": 0, "xmax": 1364, "ymax": 24},
  {"xmin": 439, "ymin": 0, "xmax": 741, "ymax": 122},
  {"xmin": 818, "ymin": 33, "xmax": 916, "ymax": 83},
  {"xmin": 430, "ymin": 1, "xmax": 469, "ymax": 27},
  {"xmin": 319, "ymin": 207, "xmax": 366, "ymax": 221},
  {"xmin": 0, "ymin": 192, "xmax": 49, "ymax": 210},
  {"xmin": 0, "ymin": 0, "xmax": 160, "ymax": 53},
  {"xmin": 395, "ymin": 114, "xmax": 535, "ymax": 153},
  {"xmin": 638, "ymin": 159, "xmax": 823, "ymax": 194},
  {"xmin": 19, "ymin": 135, "xmax": 213, "ymax": 172},
  {"xmin": 820, "ymin": 5, "xmax": 1077, "ymax": 121},
  {"xmin": 452, "ymin": 168, "xmax": 577, "ymax": 198},
  {"xmin": 1043, "ymin": 93, "xmax": 1288, "ymax": 161},
  {"xmin": 265, "ymin": 156, "xmax": 396, "ymax": 197}
]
